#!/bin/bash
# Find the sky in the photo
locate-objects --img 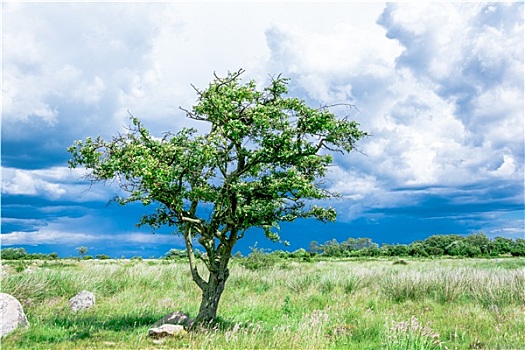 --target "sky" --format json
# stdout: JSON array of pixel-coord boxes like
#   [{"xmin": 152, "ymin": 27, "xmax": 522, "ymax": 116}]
[{"xmin": 2, "ymin": 2, "xmax": 524, "ymax": 258}]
